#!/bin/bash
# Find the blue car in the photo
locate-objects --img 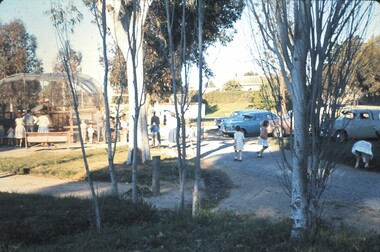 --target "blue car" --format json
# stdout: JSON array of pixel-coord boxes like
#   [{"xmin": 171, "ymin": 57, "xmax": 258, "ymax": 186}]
[{"xmin": 222, "ymin": 110, "xmax": 291, "ymax": 137}]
